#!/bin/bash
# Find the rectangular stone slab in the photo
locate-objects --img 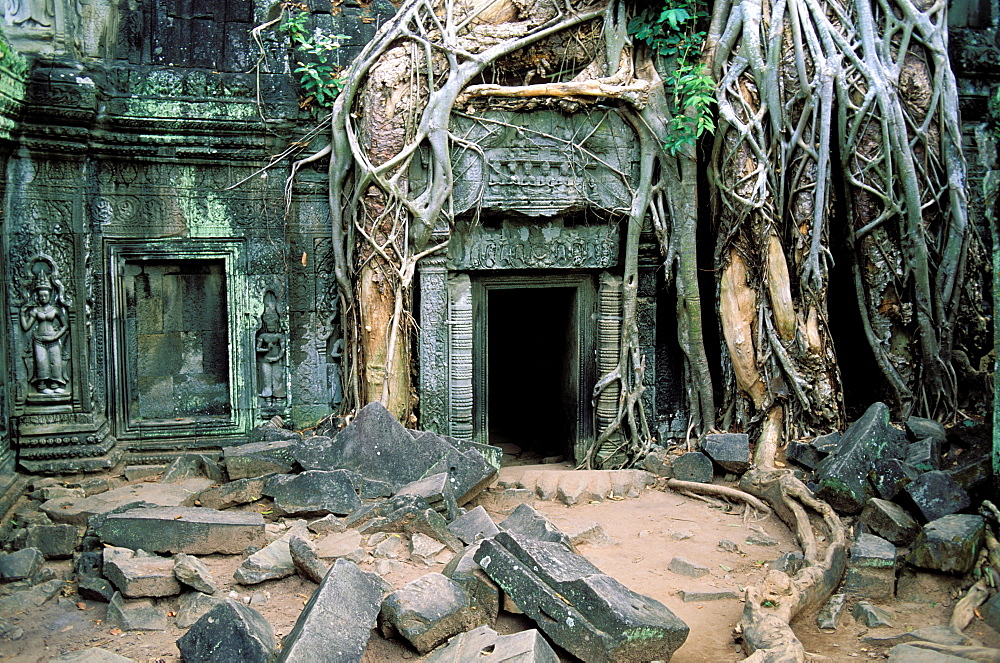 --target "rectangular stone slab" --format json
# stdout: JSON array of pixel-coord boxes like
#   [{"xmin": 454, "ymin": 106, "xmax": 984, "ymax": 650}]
[
  {"xmin": 96, "ymin": 507, "xmax": 265, "ymax": 554},
  {"xmin": 475, "ymin": 532, "xmax": 689, "ymax": 662},
  {"xmin": 40, "ymin": 479, "xmax": 214, "ymax": 525}
]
